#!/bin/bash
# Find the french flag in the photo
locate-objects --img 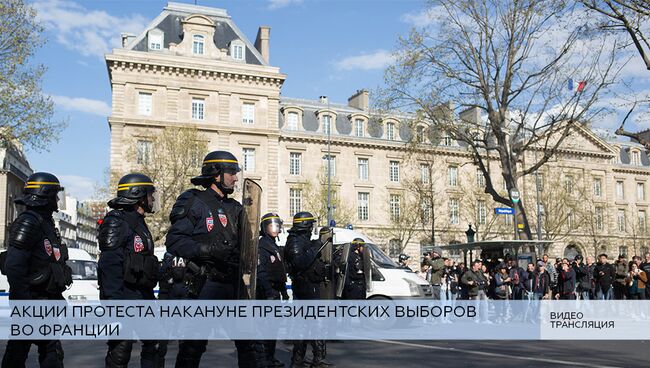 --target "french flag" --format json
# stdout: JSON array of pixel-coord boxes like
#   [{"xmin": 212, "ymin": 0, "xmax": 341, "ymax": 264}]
[{"xmin": 568, "ymin": 78, "xmax": 586, "ymax": 93}]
